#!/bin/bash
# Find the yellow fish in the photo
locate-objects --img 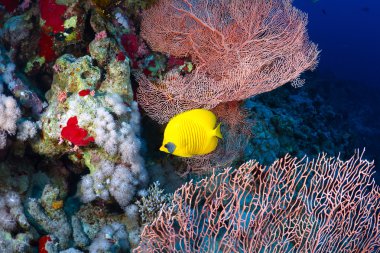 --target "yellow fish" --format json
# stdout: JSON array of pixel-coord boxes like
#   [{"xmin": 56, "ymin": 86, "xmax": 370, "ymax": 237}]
[{"xmin": 159, "ymin": 109, "xmax": 223, "ymax": 157}]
